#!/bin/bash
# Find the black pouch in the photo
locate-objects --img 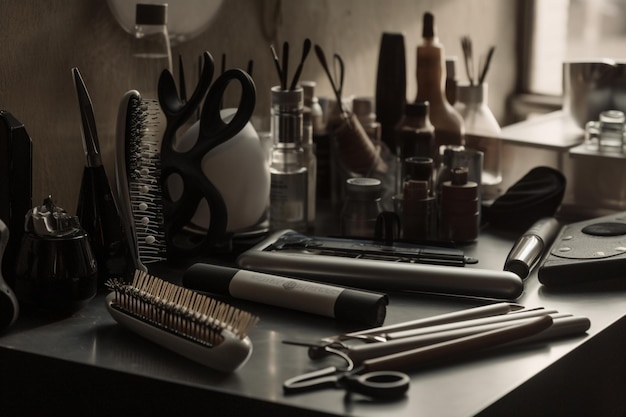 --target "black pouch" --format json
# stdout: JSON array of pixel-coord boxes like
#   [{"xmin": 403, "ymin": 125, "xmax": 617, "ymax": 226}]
[{"xmin": 482, "ymin": 166, "xmax": 566, "ymax": 231}]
